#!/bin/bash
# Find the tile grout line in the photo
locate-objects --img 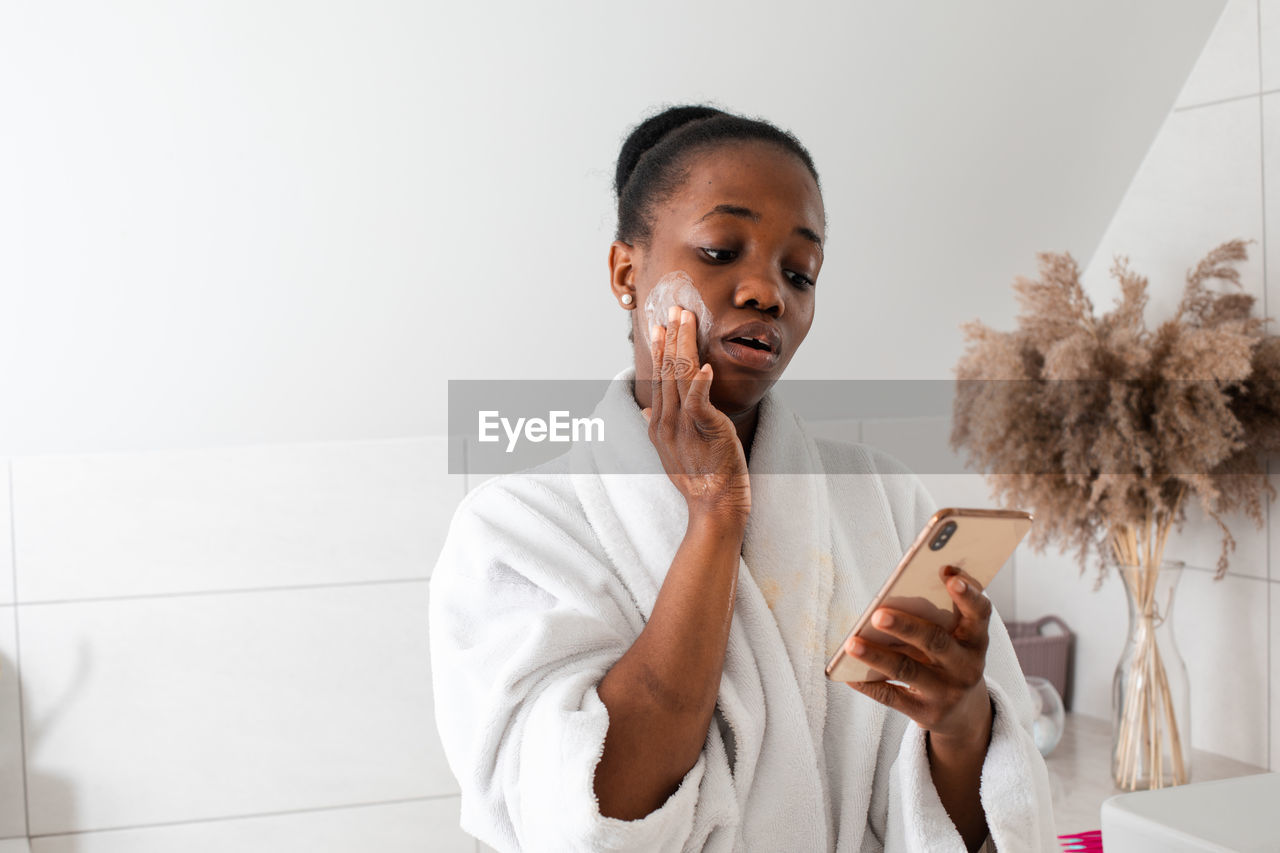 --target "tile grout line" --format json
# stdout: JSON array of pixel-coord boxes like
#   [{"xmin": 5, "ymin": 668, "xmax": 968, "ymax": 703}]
[
  {"xmin": 1259, "ymin": 0, "xmax": 1271, "ymax": 771},
  {"xmin": 23, "ymin": 793, "xmax": 460, "ymax": 840},
  {"xmin": 1173, "ymin": 89, "xmax": 1270, "ymax": 114},
  {"xmin": 9, "ymin": 434, "xmax": 444, "ymax": 462},
  {"xmin": 1262, "ymin": 0, "xmax": 1270, "ymax": 326},
  {"xmin": 18, "ymin": 575, "xmax": 432, "ymax": 609},
  {"xmin": 1259, "ymin": 461, "xmax": 1269, "ymax": 768},
  {"xmin": 1179, "ymin": 562, "xmax": 1273, "ymax": 581},
  {"xmin": 8, "ymin": 460, "xmax": 31, "ymax": 837}
]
